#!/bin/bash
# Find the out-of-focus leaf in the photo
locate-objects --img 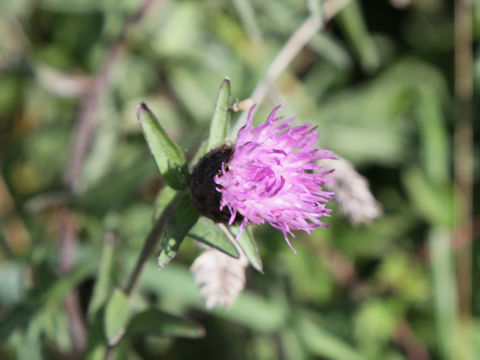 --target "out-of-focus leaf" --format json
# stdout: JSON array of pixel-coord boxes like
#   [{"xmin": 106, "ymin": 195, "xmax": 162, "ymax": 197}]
[
  {"xmin": 310, "ymin": 32, "xmax": 353, "ymax": 71},
  {"xmin": 153, "ymin": 2, "xmax": 203, "ymax": 56},
  {"xmin": 16, "ymin": 336, "xmax": 42, "ymax": 360},
  {"xmin": 336, "ymin": 1, "xmax": 379, "ymax": 72},
  {"xmin": 84, "ymin": 309, "xmax": 106, "ymax": 360},
  {"xmin": 0, "ymin": 304, "xmax": 35, "ymax": 341},
  {"xmin": 44, "ymin": 261, "xmax": 98, "ymax": 307},
  {"xmin": 217, "ymin": 290, "xmax": 286, "ymax": 332},
  {"xmin": 280, "ymin": 329, "xmax": 309, "ymax": 360},
  {"xmin": 229, "ymin": 226, "xmax": 263, "ymax": 273},
  {"xmin": 157, "ymin": 192, "xmax": 199, "ymax": 268},
  {"xmin": 87, "ymin": 235, "xmax": 115, "ymax": 322},
  {"xmin": 169, "ymin": 68, "xmax": 215, "ymax": 121},
  {"xmin": 188, "ymin": 218, "xmax": 239, "ymax": 258},
  {"xmin": 136, "ymin": 102, "xmax": 189, "ymax": 190},
  {"xmin": 75, "ymin": 159, "xmax": 154, "ymax": 215},
  {"xmin": 43, "ymin": 308, "xmax": 71, "ymax": 352},
  {"xmin": 471, "ymin": 322, "xmax": 480, "ymax": 359},
  {"xmin": 312, "ymin": 77, "xmax": 413, "ymax": 163},
  {"xmin": 297, "ymin": 313, "xmax": 365, "ymax": 360},
  {"xmin": 403, "ymin": 168, "xmax": 455, "ymax": 226},
  {"xmin": 415, "ymin": 86, "xmax": 449, "ymax": 182},
  {"xmin": 0, "ymin": 262, "xmax": 28, "ymax": 306},
  {"xmin": 232, "ymin": 0, "xmax": 262, "ymax": 41},
  {"xmin": 82, "ymin": 100, "xmax": 119, "ymax": 189},
  {"xmin": 126, "ymin": 309, "xmax": 205, "ymax": 338},
  {"xmin": 207, "ymin": 77, "xmax": 231, "ymax": 152},
  {"xmin": 0, "ymin": 259, "xmax": 97, "ymax": 341},
  {"xmin": 376, "ymin": 252, "xmax": 429, "ymax": 303},
  {"xmin": 104, "ymin": 289, "xmax": 130, "ymax": 346},
  {"xmin": 354, "ymin": 299, "xmax": 402, "ymax": 356}
]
